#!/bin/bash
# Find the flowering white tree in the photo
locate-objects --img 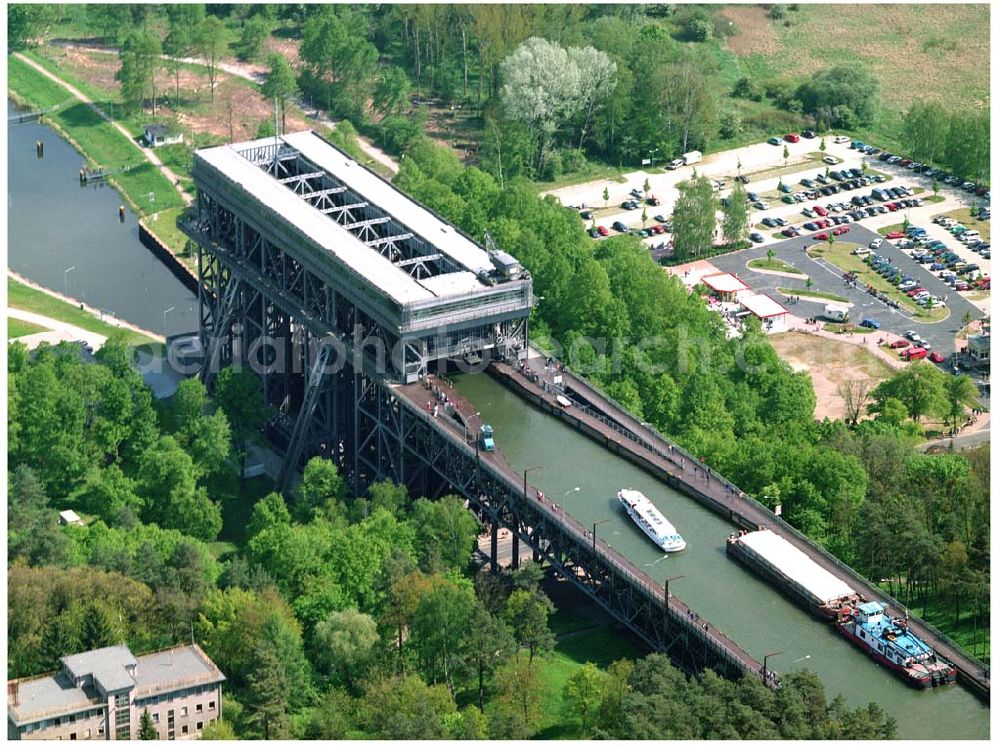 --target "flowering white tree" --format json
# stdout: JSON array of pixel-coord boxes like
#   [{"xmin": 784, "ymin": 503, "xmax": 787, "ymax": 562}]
[{"xmin": 500, "ymin": 37, "xmax": 616, "ymax": 169}]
